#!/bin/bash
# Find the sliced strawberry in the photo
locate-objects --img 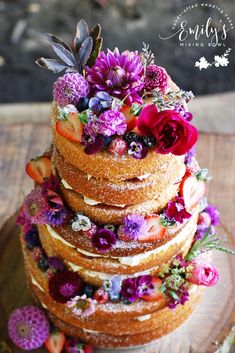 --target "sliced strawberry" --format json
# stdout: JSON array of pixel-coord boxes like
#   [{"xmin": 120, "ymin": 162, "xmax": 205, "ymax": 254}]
[
  {"xmin": 142, "ymin": 278, "xmax": 163, "ymax": 302},
  {"xmin": 138, "ymin": 215, "xmax": 166, "ymax": 243},
  {"xmin": 45, "ymin": 331, "xmax": 66, "ymax": 353},
  {"xmin": 180, "ymin": 175, "xmax": 206, "ymax": 211},
  {"xmin": 84, "ymin": 345, "xmax": 94, "ymax": 353},
  {"xmin": 56, "ymin": 112, "xmax": 83, "ymax": 143},
  {"xmin": 120, "ymin": 105, "xmax": 137, "ymax": 131},
  {"xmin": 25, "ymin": 156, "xmax": 52, "ymax": 184}
]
